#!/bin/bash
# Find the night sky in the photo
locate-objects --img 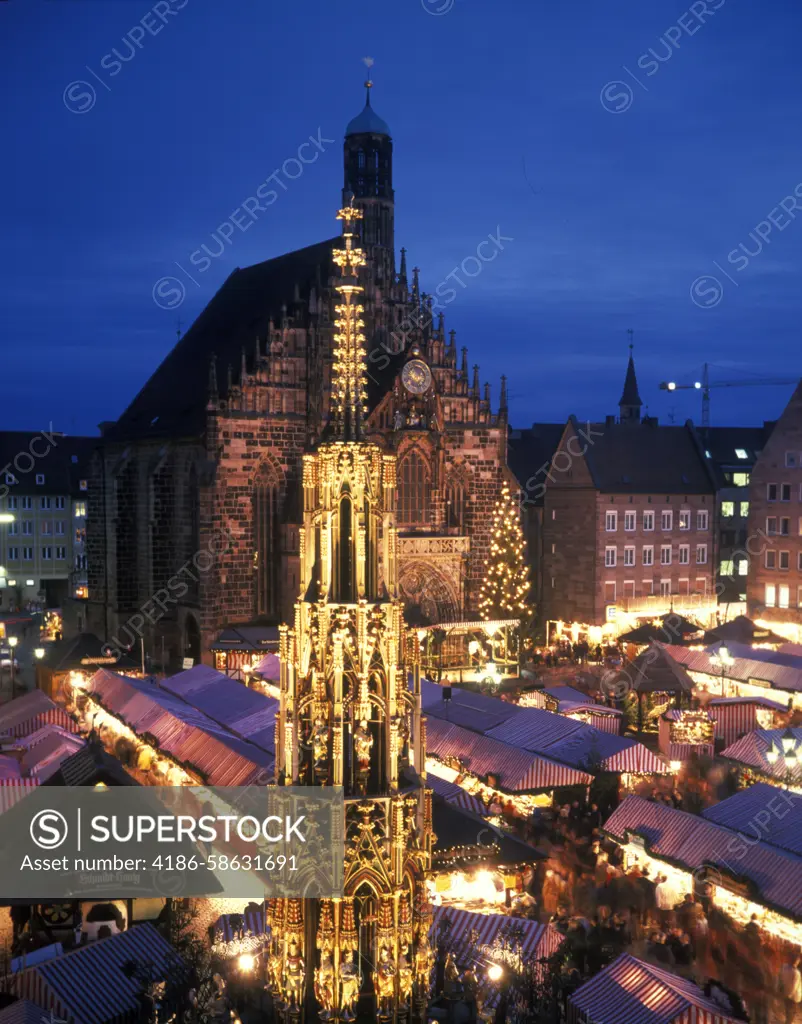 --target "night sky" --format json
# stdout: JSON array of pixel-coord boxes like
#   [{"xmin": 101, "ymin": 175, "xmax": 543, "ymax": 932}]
[{"xmin": 2, "ymin": 0, "xmax": 801, "ymax": 437}]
